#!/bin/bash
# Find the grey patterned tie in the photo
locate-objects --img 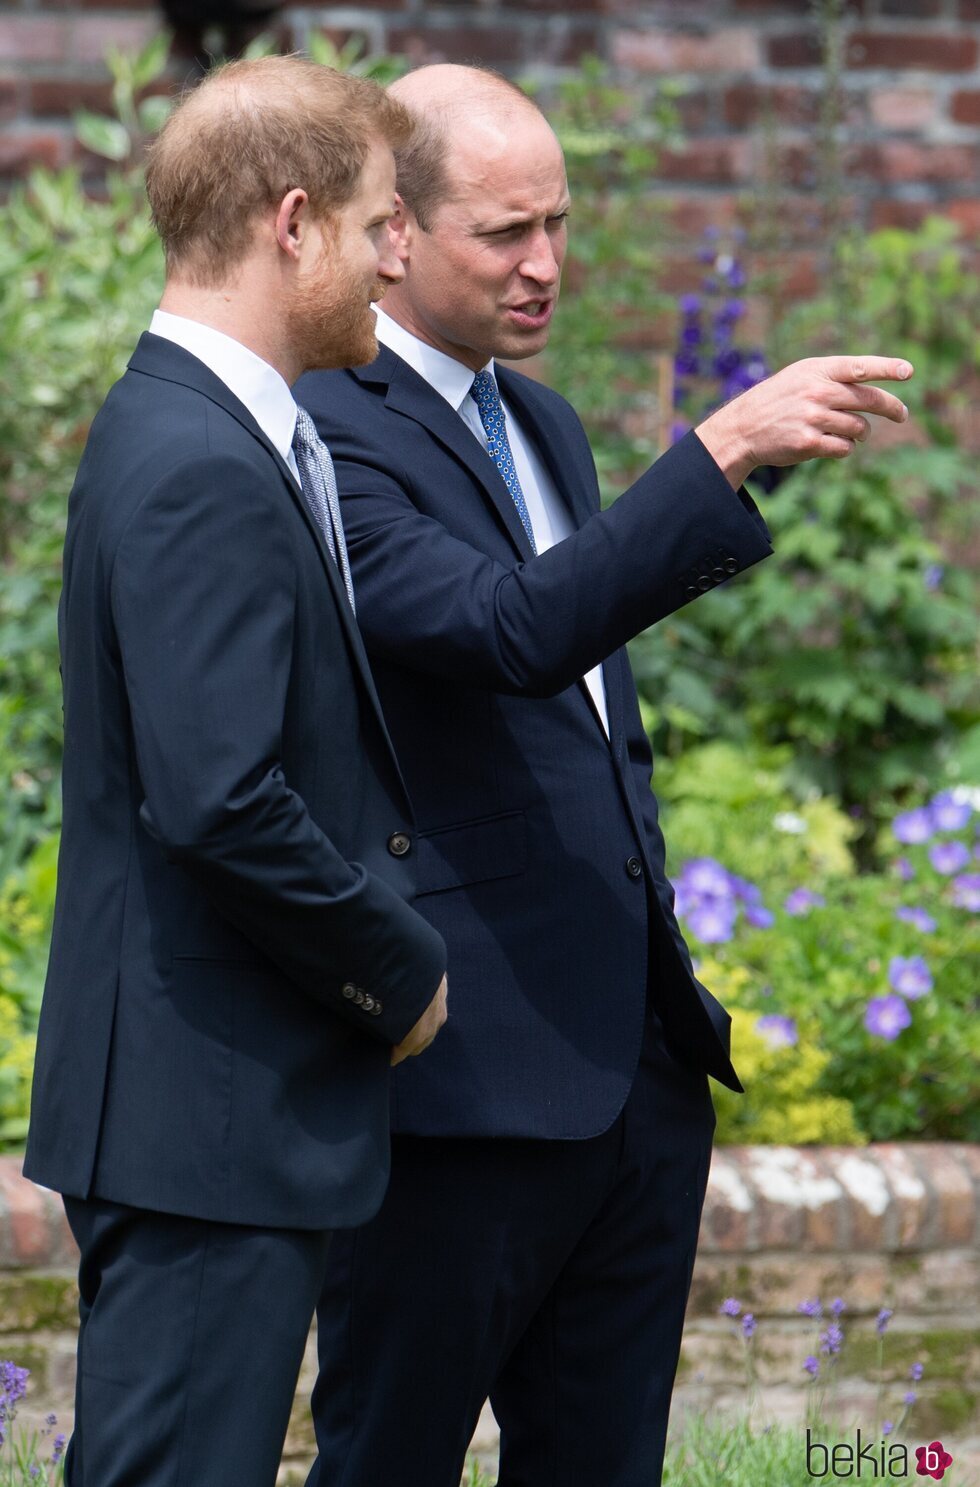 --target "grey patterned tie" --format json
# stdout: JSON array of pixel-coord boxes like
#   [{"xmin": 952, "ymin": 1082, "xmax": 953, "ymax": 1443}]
[{"xmin": 292, "ymin": 405, "xmax": 356, "ymax": 611}]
